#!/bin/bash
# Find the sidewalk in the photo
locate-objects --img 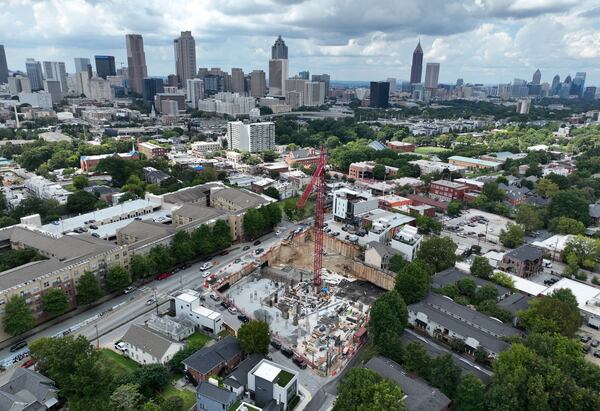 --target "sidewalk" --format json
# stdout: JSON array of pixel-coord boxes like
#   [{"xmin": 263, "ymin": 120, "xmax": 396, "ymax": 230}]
[{"xmin": 297, "ymin": 384, "xmax": 313, "ymax": 410}]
